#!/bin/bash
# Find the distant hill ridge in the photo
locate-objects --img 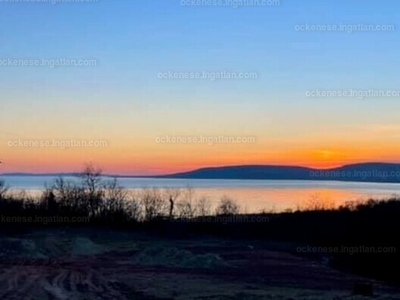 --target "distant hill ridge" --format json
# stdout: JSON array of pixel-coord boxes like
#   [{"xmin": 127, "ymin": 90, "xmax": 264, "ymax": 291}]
[
  {"xmin": 158, "ymin": 163, "xmax": 400, "ymax": 183},
  {"xmin": 2, "ymin": 163, "xmax": 400, "ymax": 183}
]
